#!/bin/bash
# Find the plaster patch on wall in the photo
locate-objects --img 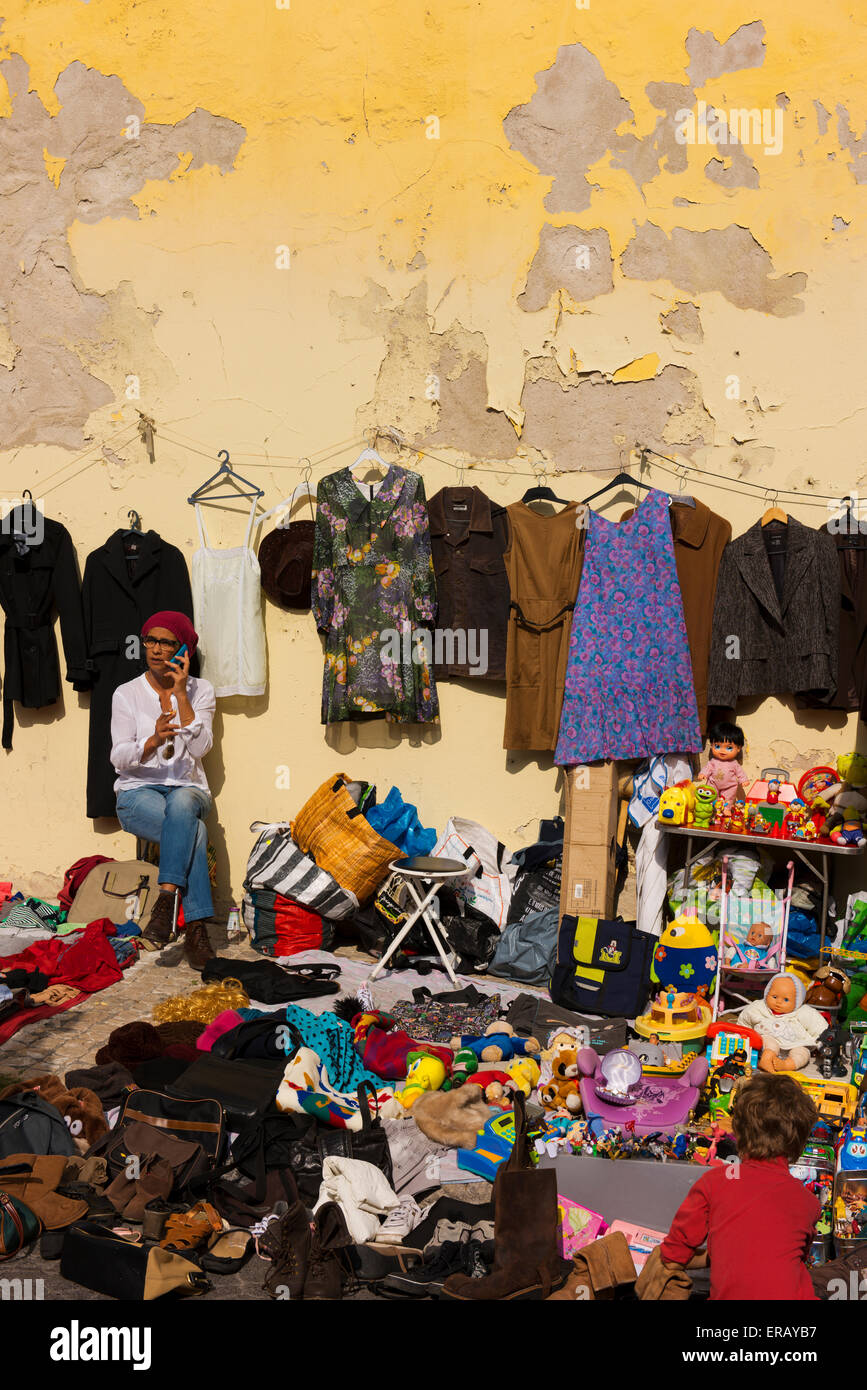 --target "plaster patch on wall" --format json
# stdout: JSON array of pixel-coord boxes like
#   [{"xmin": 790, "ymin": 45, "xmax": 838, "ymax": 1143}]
[
  {"xmin": 518, "ymin": 225, "xmax": 613, "ymax": 311},
  {"xmin": 423, "ymin": 354, "xmax": 521, "ymax": 459},
  {"xmin": 703, "ymin": 114, "xmax": 760, "ymax": 190},
  {"xmin": 503, "ymin": 44, "xmax": 632, "ymax": 213},
  {"xmin": 0, "ymin": 55, "xmax": 245, "ymax": 448},
  {"xmin": 814, "ymin": 100, "xmax": 831, "ymax": 137},
  {"xmin": 519, "ymin": 361, "xmax": 713, "ymax": 472},
  {"xmin": 621, "ymin": 223, "xmax": 807, "ymax": 315},
  {"xmin": 835, "ymin": 104, "xmax": 867, "ymax": 183},
  {"xmin": 609, "ymin": 82, "xmax": 693, "ymax": 188},
  {"xmin": 685, "ymin": 21, "xmax": 766, "ymax": 87},
  {"xmin": 660, "ymin": 301, "xmax": 703, "ymax": 344}
]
